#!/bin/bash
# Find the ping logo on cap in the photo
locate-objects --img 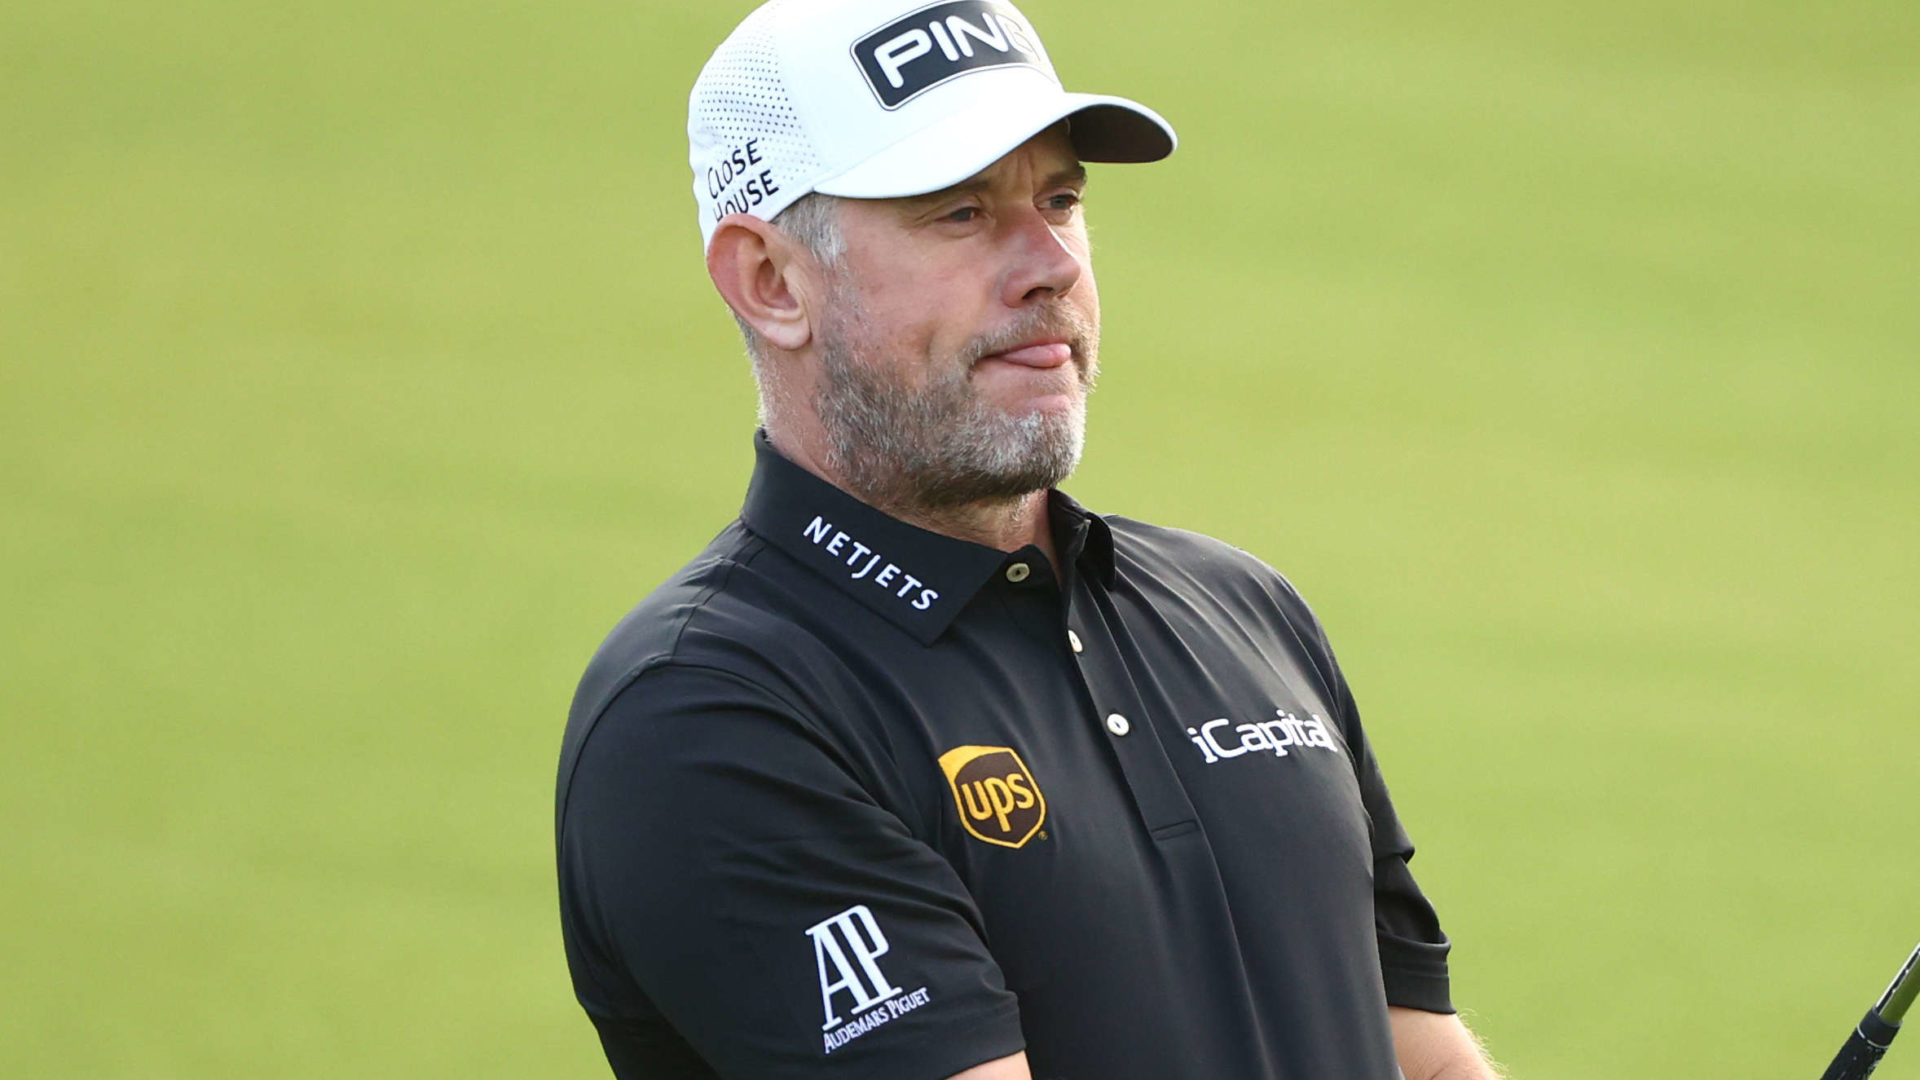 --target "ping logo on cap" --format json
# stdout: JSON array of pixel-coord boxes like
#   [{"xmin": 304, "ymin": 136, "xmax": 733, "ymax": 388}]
[
  {"xmin": 938, "ymin": 745, "xmax": 1046, "ymax": 848},
  {"xmin": 853, "ymin": 1, "xmax": 1046, "ymax": 110}
]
